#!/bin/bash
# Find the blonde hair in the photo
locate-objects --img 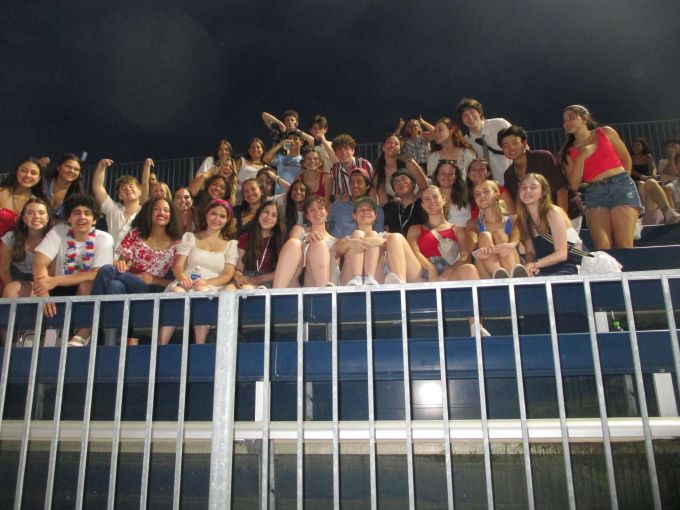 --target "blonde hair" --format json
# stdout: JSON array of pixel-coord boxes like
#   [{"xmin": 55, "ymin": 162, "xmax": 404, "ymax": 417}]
[{"xmin": 474, "ymin": 179, "xmax": 508, "ymax": 223}]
